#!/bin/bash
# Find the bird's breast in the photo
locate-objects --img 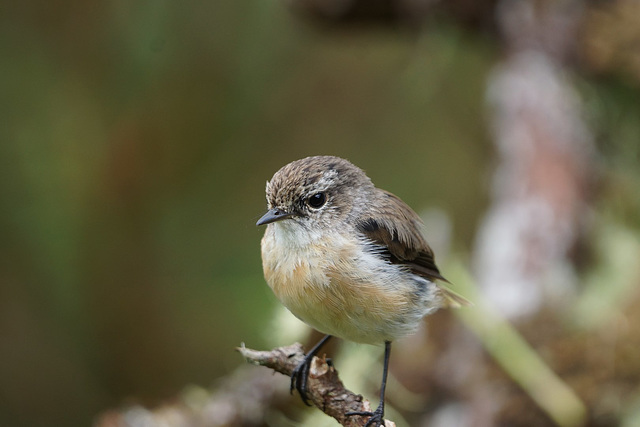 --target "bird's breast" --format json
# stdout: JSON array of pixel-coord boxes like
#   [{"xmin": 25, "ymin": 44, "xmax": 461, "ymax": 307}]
[
  {"xmin": 260, "ymin": 224, "xmax": 337, "ymax": 302},
  {"xmin": 260, "ymin": 224, "xmax": 434, "ymax": 344}
]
